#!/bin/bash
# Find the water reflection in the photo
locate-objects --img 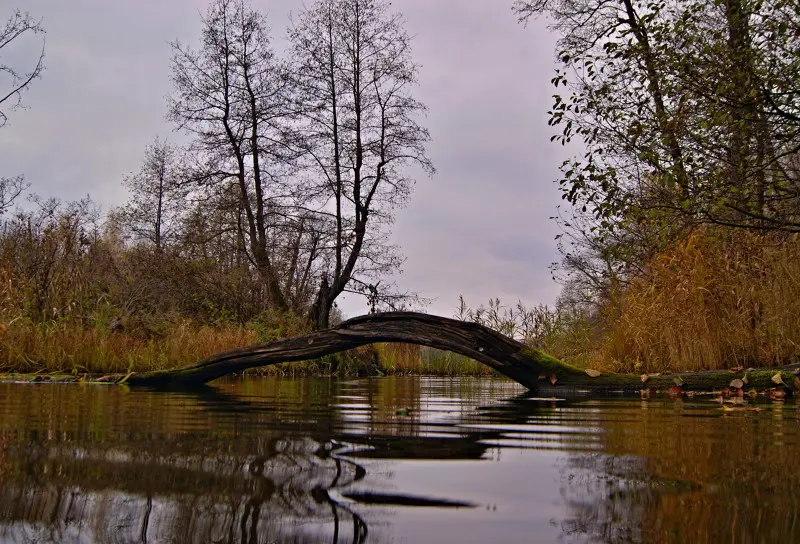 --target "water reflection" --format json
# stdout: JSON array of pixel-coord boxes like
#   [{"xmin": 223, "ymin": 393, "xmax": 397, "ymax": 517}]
[
  {"xmin": 2, "ymin": 433, "xmax": 369, "ymax": 542},
  {"xmin": 0, "ymin": 378, "xmax": 798, "ymax": 543},
  {"xmin": 0, "ymin": 379, "xmax": 502, "ymax": 543},
  {"xmin": 555, "ymin": 399, "xmax": 800, "ymax": 543}
]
